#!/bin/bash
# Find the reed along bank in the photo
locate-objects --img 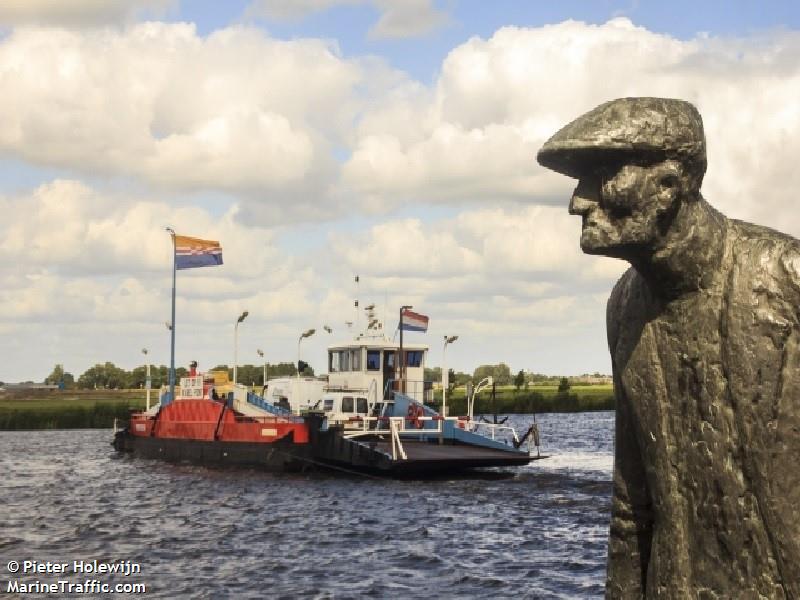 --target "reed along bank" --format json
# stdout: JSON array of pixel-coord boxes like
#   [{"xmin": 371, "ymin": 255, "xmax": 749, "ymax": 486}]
[{"xmin": 0, "ymin": 385, "xmax": 613, "ymax": 430}]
